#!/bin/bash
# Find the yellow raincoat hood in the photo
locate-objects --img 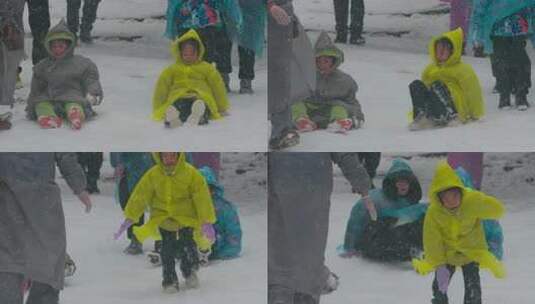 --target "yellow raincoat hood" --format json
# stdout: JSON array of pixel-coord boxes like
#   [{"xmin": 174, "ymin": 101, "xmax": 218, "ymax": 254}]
[
  {"xmin": 413, "ymin": 161, "xmax": 506, "ymax": 278},
  {"xmin": 152, "ymin": 29, "xmax": 230, "ymax": 121},
  {"xmin": 421, "ymin": 28, "xmax": 484, "ymax": 123},
  {"xmin": 124, "ymin": 152, "xmax": 216, "ymax": 250}
]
